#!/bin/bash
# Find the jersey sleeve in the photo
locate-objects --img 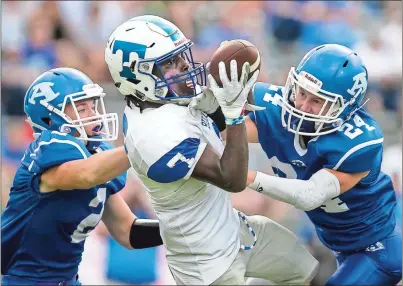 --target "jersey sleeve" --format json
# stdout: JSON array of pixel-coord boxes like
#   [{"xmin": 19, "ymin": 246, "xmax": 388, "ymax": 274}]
[
  {"xmin": 324, "ymin": 139, "xmax": 384, "ymax": 173},
  {"xmin": 319, "ymin": 111, "xmax": 385, "ymax": 174},
  {"xmin": 27, "ymin": 131, "xmax": 91, "ymax": 174},
  {"xmin": 248, "ymin": 82, "xmax": 283, "ymax": 122},
  {"xmin": 125, "ymin": 114, "xmax": 207, "ymax": 184},
  {"xmin": 247, "ymin": 82, "xmax": 284, "ymax": 149}
]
